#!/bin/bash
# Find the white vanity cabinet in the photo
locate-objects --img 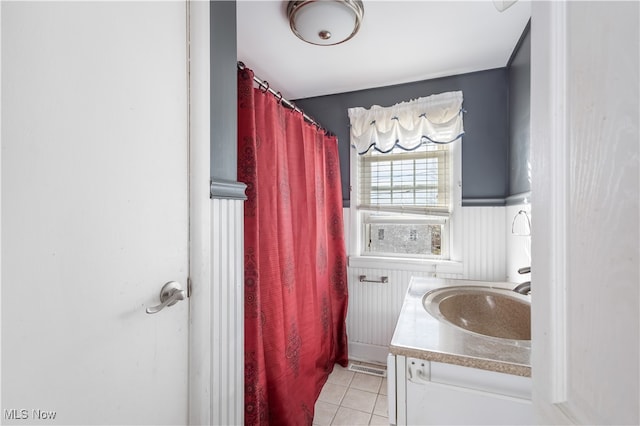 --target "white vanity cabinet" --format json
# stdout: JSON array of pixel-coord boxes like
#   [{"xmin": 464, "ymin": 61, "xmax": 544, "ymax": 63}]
[{"xmin": 388, "ymin": 354, "xmax": 533, "ymax": 425}]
